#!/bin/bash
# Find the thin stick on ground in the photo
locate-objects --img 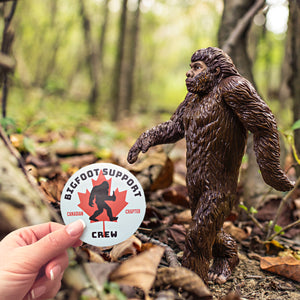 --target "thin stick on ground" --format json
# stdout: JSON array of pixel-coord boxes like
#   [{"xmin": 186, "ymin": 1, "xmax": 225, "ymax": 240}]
[
  {"xmin": 136, "ymin": 232, "xmax": 181, "ymax": 267},
  {"xmin": 267, "ymin": 218, "xmax": 300, "ymax": 242},
  {"xmin": 266, "ymin": 177, "xmax": 300, "ymax": 240}
]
